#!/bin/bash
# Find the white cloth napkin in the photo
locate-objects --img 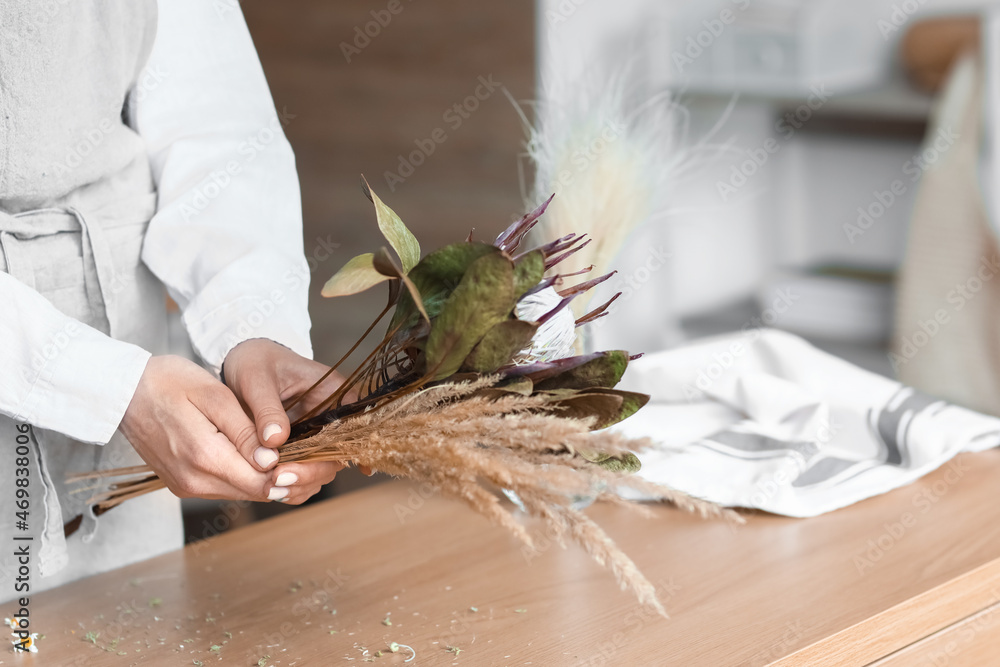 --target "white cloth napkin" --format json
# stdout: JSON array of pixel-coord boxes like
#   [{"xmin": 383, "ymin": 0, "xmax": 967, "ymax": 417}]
[{"xmin": 613, "ymin": 329, "xmax": 1000, "ymax": 517}]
